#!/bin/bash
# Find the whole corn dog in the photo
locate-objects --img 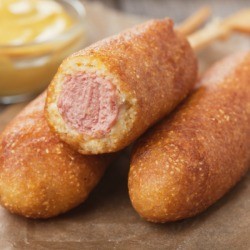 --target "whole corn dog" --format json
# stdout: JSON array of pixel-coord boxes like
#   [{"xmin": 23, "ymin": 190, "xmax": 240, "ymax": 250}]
[
  {"xmin": 46, "ymin": 19, "xmax": 197, "ymax": 154},
  {"xmin": 129, "ymin": 52, "xmax": 250, "ymax": 223},
  {"xmin": 0, "ymin": 94, "xmax": 113, "ymax": 219}
]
